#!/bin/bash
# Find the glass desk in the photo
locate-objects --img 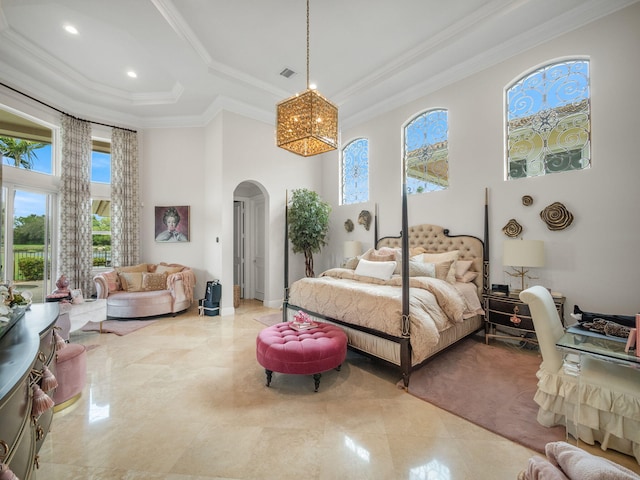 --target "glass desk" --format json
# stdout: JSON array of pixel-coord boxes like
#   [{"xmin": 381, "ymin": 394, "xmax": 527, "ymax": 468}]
[
  {"xmin": 555, "ymin": 326, "xmax": 640, "ymax": 447},
  {"xmin": 556, "ymin": 326, "xmax": 639, "ymax": 369}
]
